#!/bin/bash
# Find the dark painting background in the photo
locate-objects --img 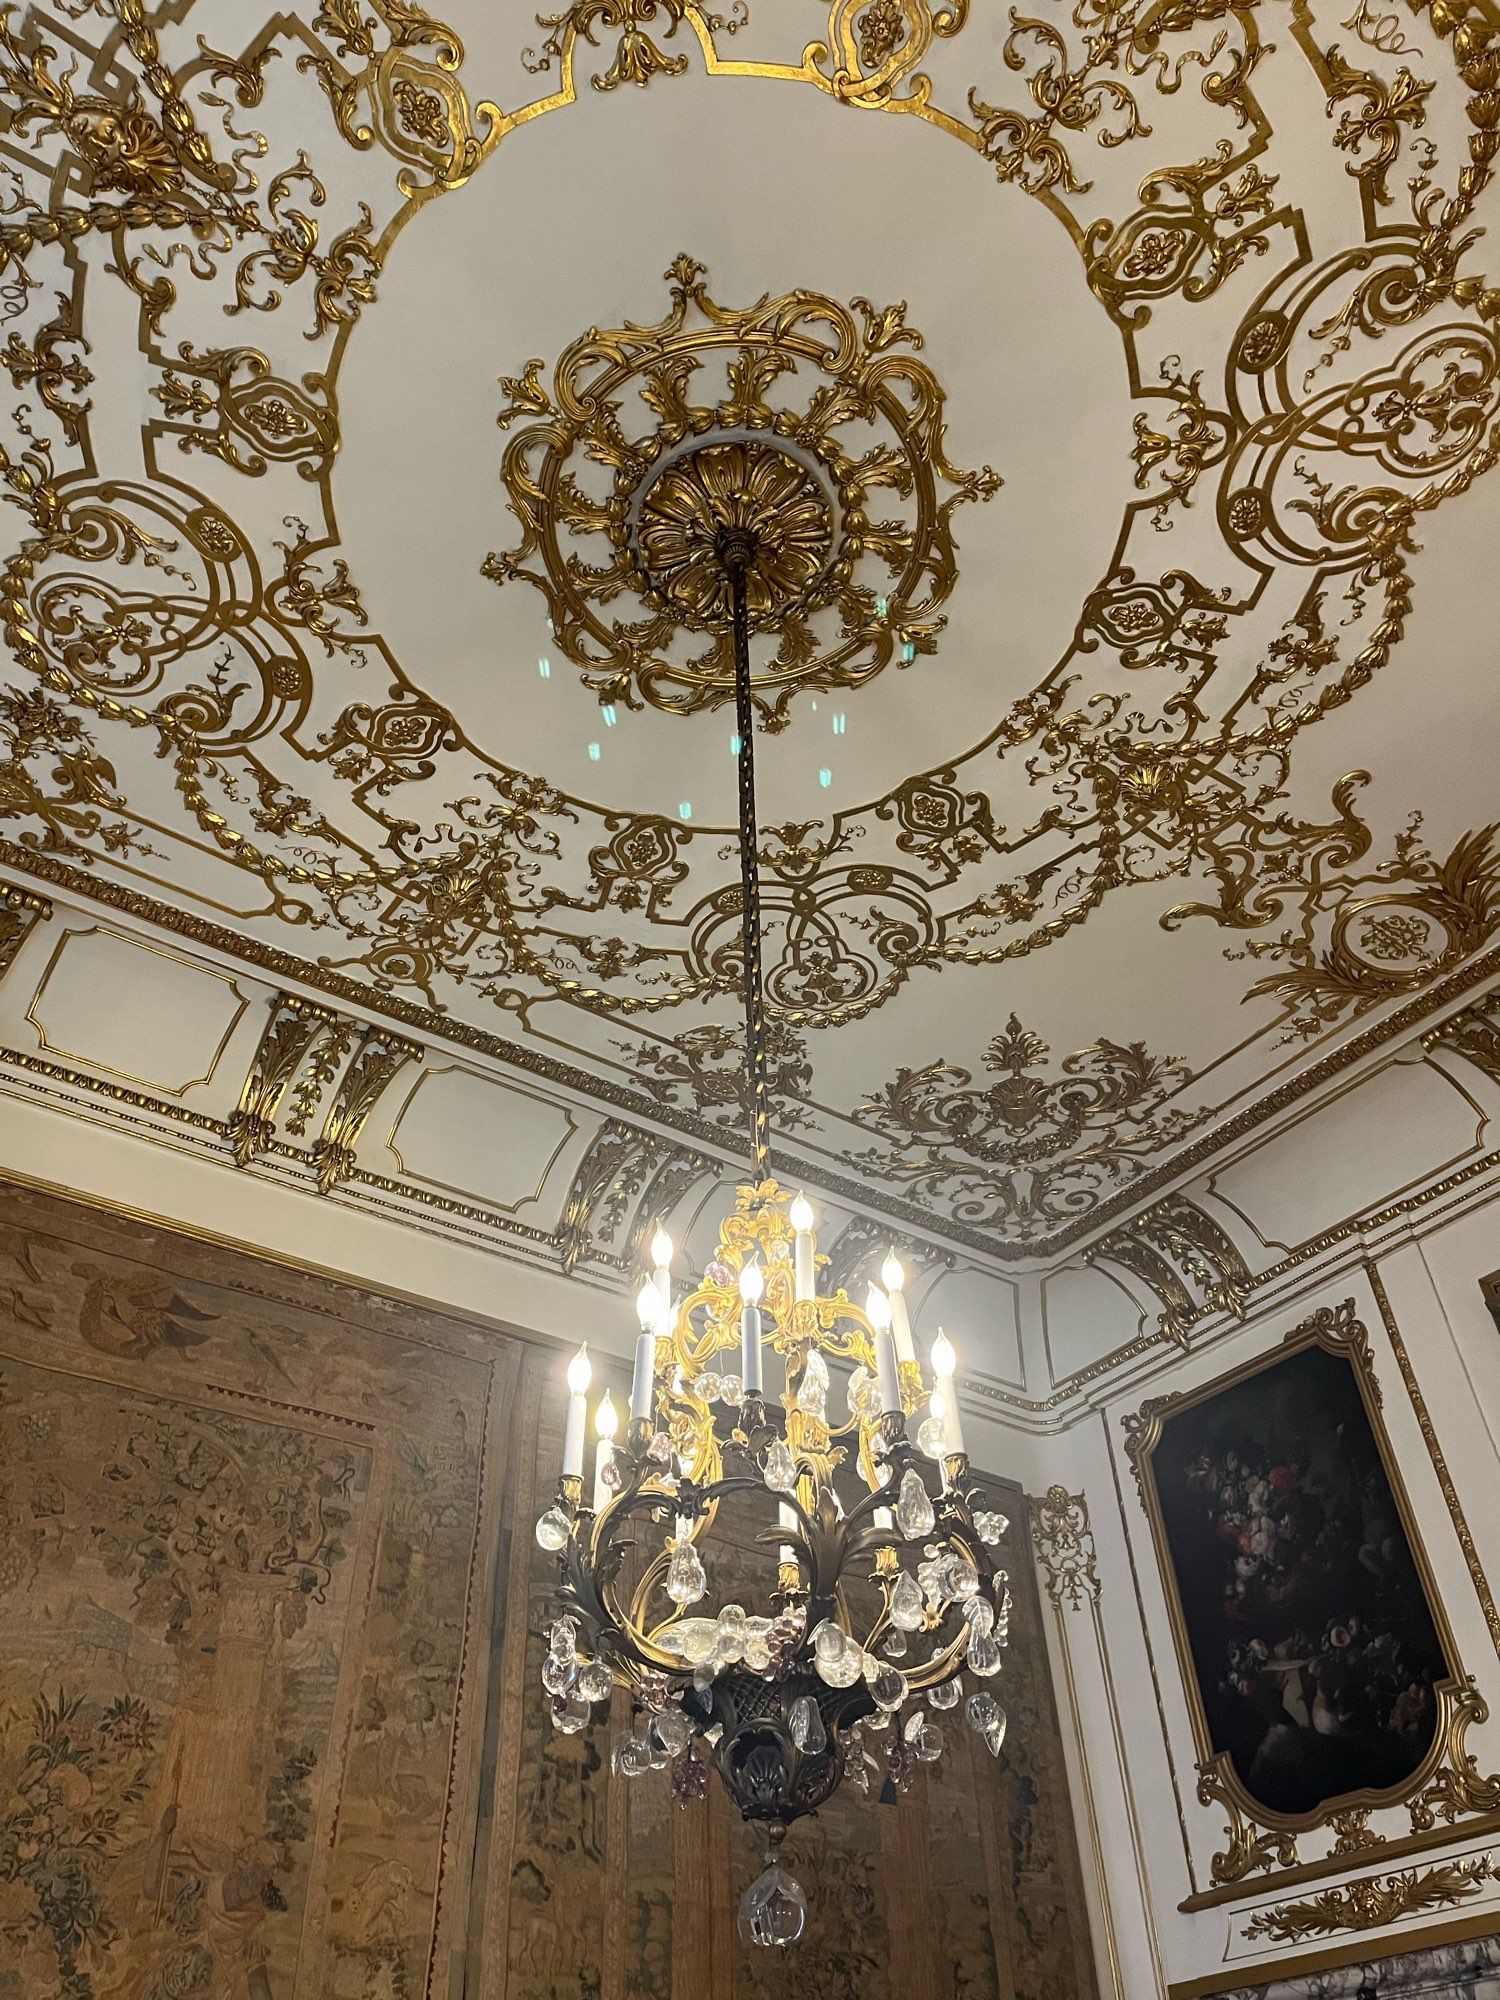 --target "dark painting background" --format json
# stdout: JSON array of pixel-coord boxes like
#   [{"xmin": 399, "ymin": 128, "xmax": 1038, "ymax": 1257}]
[{"xmin": 1153, "ymin": 1342, "xmax": 1451, "ymax": 1818}]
